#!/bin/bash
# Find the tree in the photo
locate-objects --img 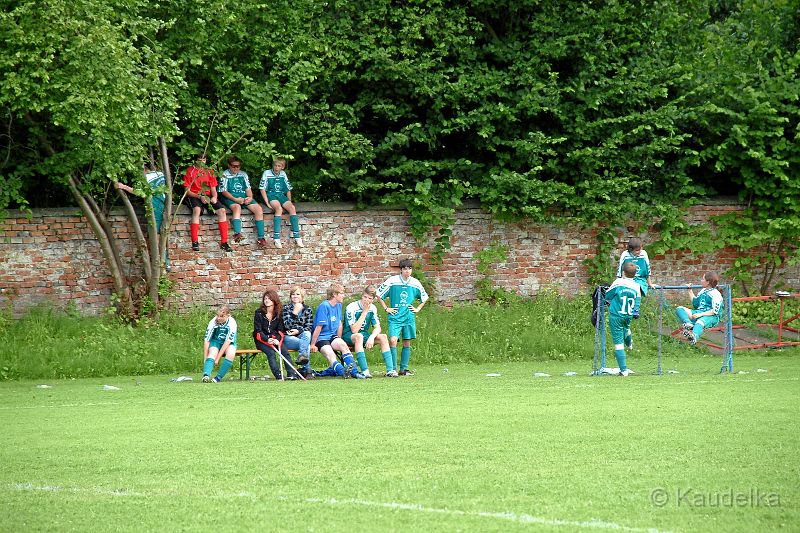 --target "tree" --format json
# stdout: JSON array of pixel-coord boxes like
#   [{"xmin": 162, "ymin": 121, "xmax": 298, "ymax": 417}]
[{"xmin": 0, "ymin": 0, "xmax": 182, "ymax": 317}]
